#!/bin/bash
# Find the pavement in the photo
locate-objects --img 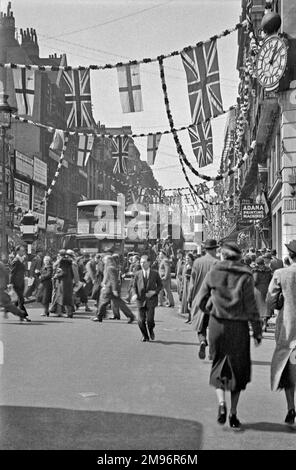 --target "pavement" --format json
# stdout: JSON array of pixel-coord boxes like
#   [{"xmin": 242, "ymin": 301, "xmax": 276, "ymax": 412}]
[{"xmin": 0, "ymin": 294, "xmax": 296, "ymax": 450}]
